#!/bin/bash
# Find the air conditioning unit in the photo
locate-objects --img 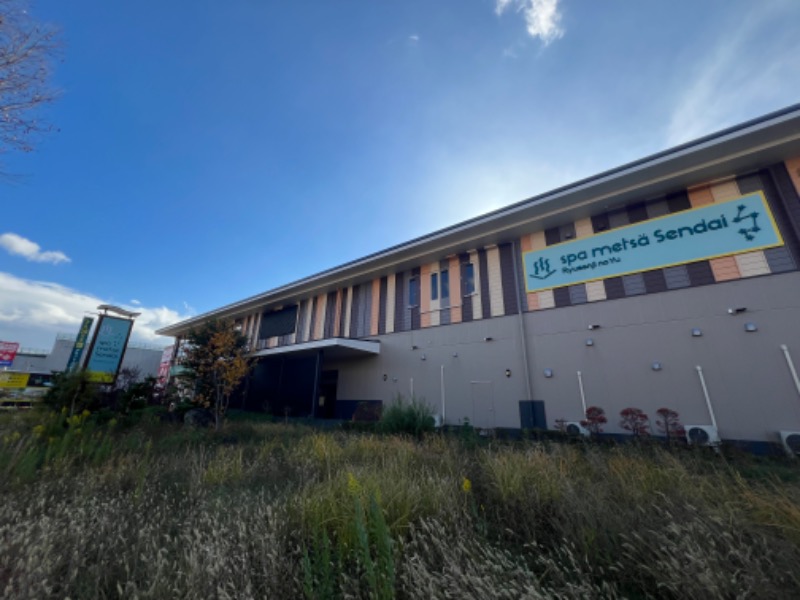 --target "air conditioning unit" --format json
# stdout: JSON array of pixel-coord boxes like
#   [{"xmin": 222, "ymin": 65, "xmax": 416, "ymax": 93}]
[
  {"xmin": 565, "ymin": 422, "xmax": 590, "ymax": 437},
  {"xmin": 685, "ymin": 425, "xmax": 721, "ymax": 446},
  {"xmin": 779, "ymin": 431, "xmax": 800, "ymax": 457}
]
